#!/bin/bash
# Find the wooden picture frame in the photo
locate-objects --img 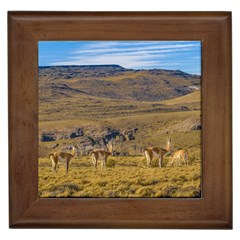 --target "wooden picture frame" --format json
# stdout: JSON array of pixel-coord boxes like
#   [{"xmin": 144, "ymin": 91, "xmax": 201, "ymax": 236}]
[{"xmin": 8, "ymin": 11, "xmax": 232, "ymax": 229}]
